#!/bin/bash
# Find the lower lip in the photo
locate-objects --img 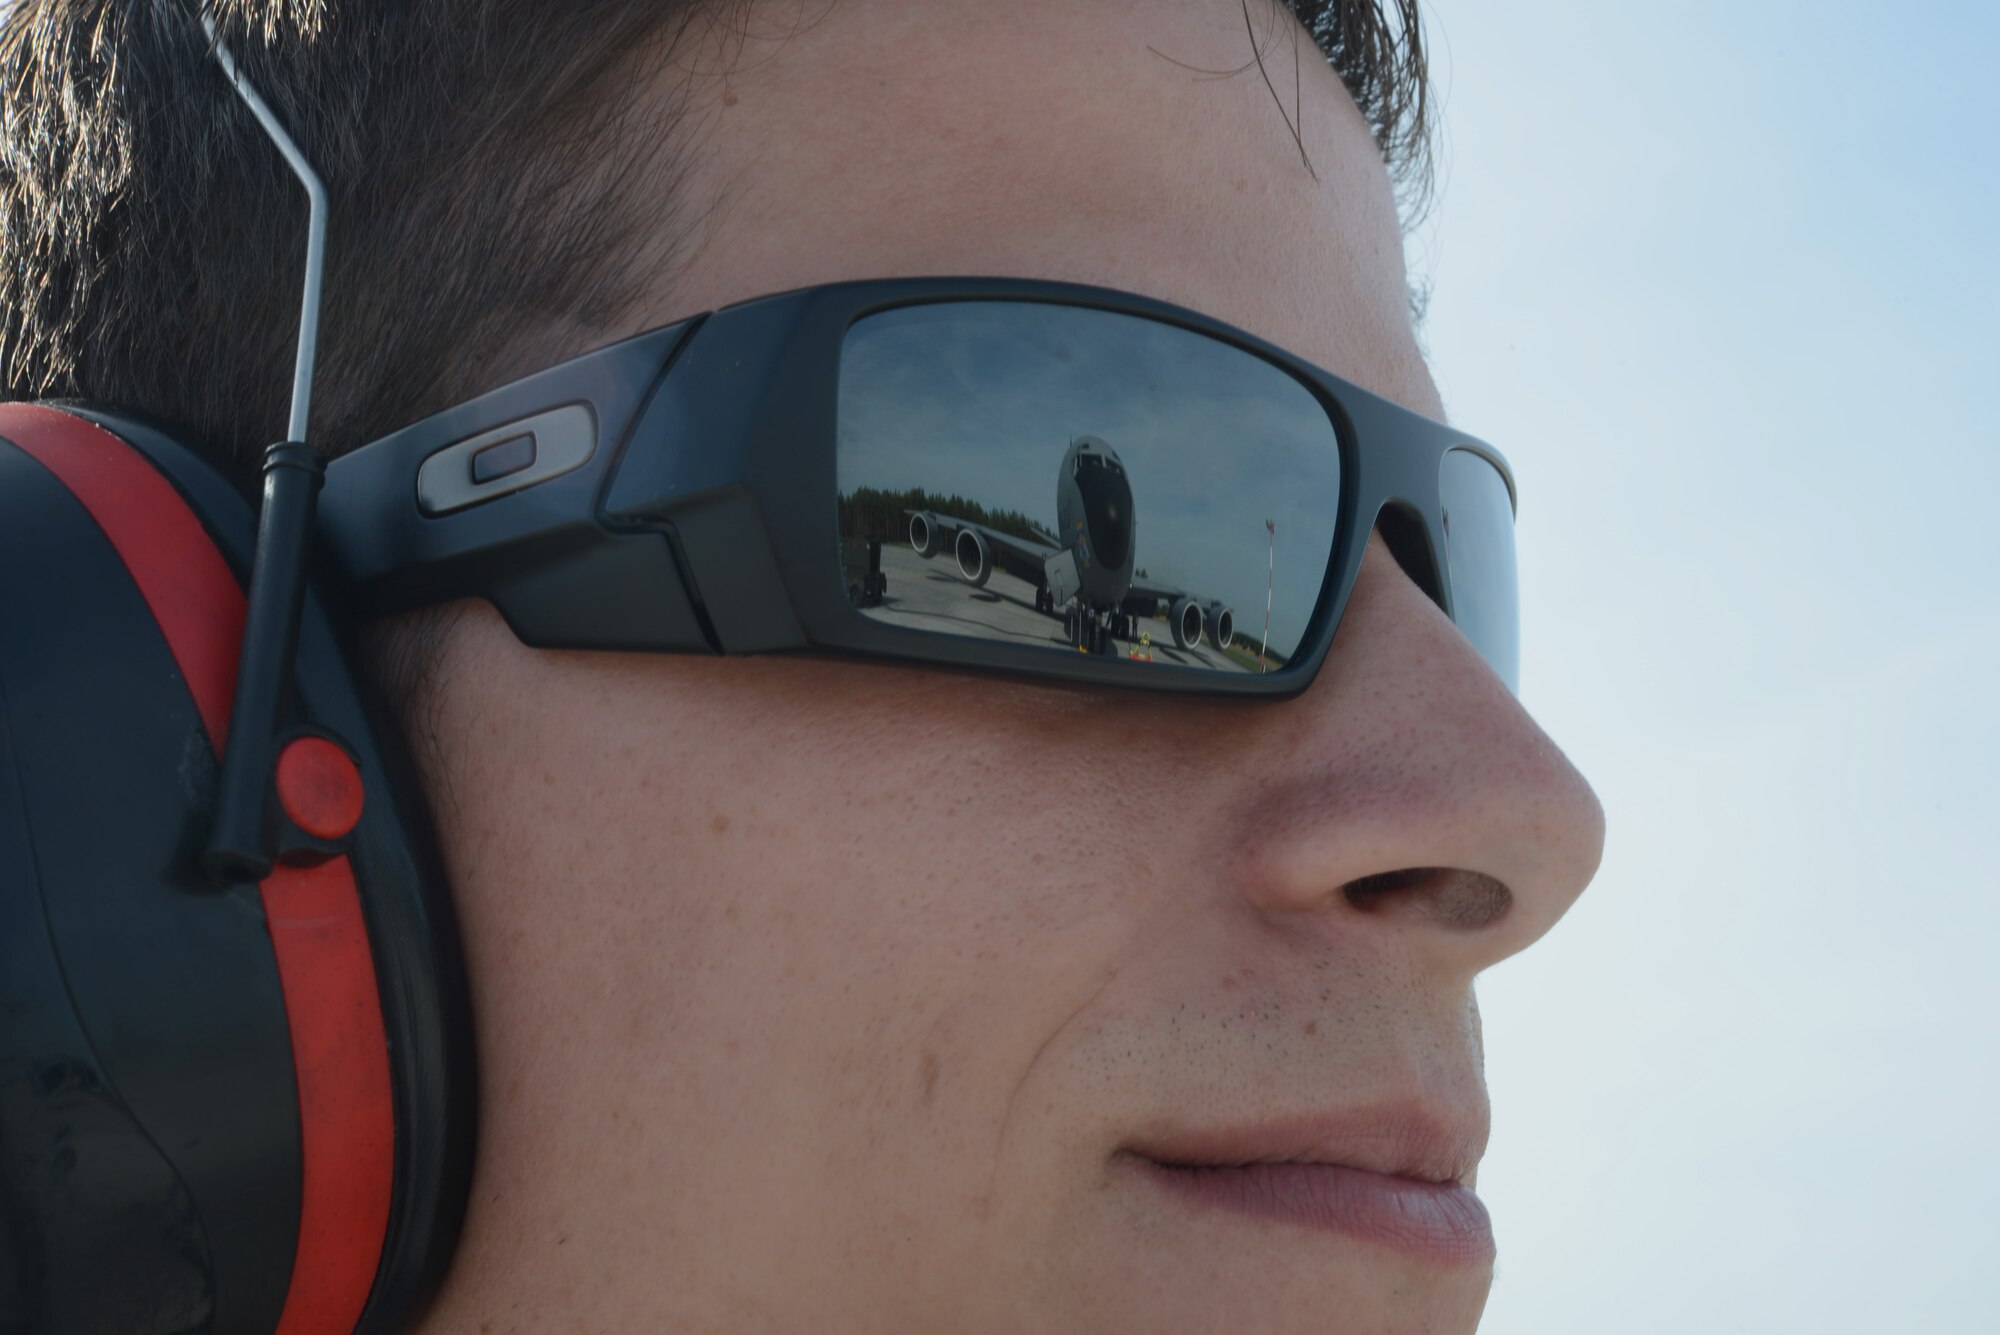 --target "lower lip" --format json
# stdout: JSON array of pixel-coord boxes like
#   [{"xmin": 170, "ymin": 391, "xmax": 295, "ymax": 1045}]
[{"xmin": 1130, "ymin": 1157, "xmax": 1495, "ymax": 1265}]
